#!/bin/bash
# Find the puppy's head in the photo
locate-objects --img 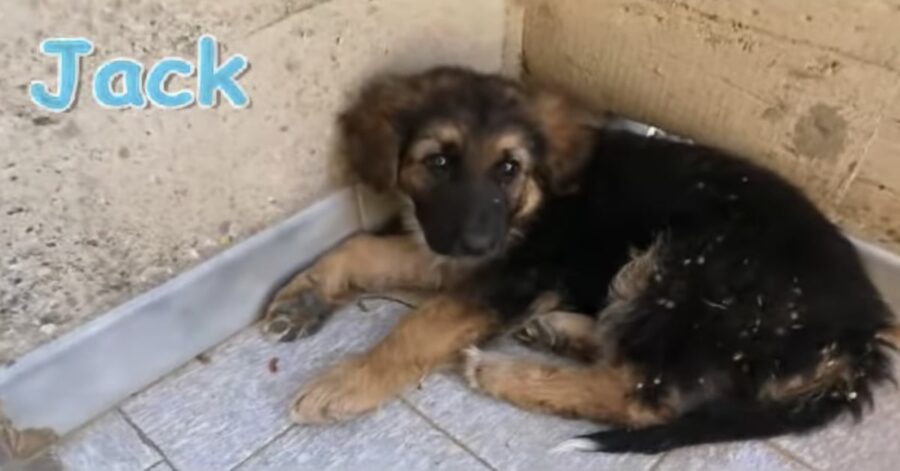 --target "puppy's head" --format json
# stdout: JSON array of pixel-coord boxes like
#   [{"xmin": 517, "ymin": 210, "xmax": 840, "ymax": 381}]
[{"xmin": 340, "ymin": 66, "xmax": 591, "ymax": 257}]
